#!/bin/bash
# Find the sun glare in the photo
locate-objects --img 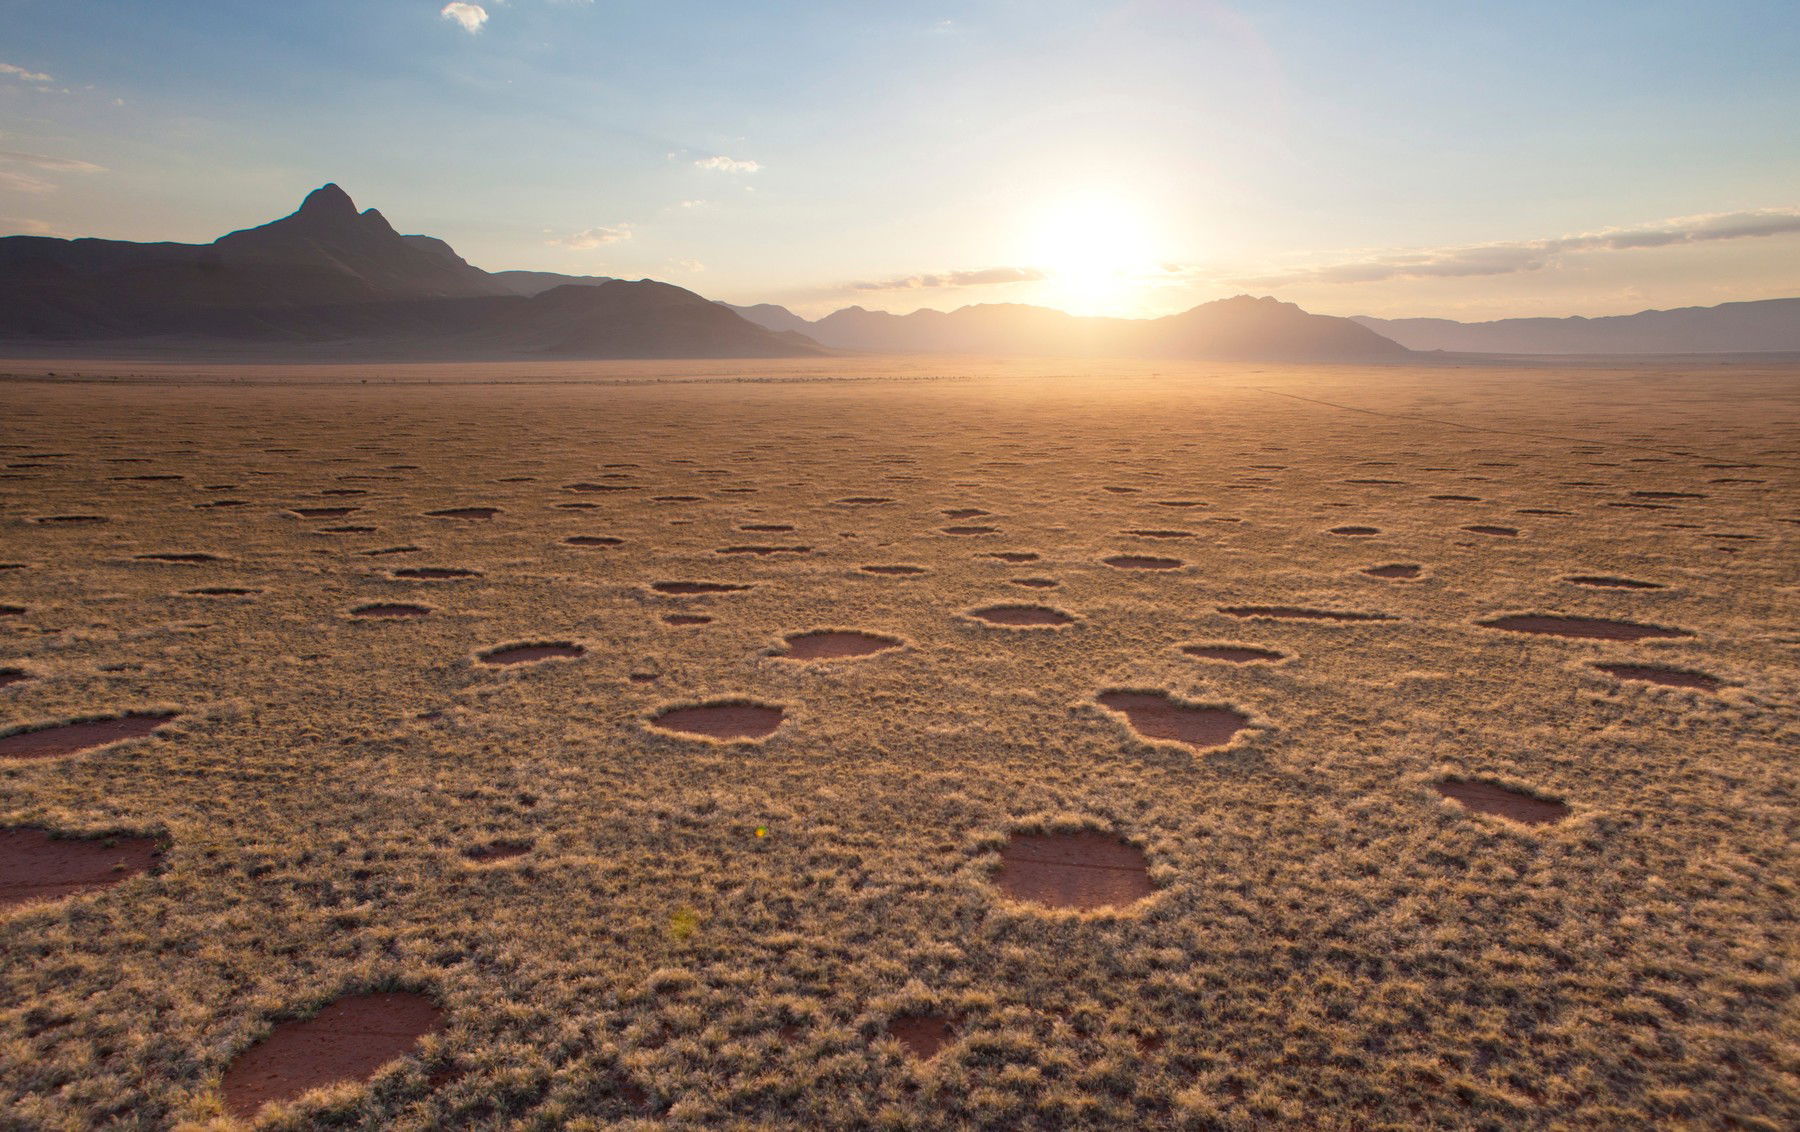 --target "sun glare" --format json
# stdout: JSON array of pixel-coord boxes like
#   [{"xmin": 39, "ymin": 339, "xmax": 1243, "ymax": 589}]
[{"xmin": 1028, "ymin": 193, "xmax": 1159, "ymax": 316}]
